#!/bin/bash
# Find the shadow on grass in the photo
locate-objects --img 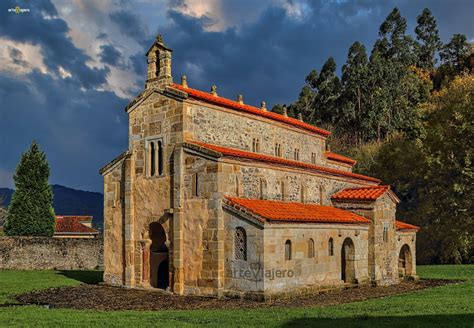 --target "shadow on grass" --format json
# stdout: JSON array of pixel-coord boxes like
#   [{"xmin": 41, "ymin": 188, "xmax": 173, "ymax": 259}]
[
  {"xmin": 280, "ymin": 314, "xmax": 474, "ymax": 327},
  {"xmin": 57, "ymin": 270, "xmax": 104, "ymax": 285}
]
